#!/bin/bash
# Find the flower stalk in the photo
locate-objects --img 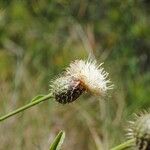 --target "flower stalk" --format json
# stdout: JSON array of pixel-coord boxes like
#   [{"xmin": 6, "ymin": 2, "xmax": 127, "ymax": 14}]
[
  {"xmin": 110, "ymin": 139, "xmax": 135, "ymax": 150},
  {"xmin": 0, "ymin": 93, "xmax": 52, "ymax": 122}
]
